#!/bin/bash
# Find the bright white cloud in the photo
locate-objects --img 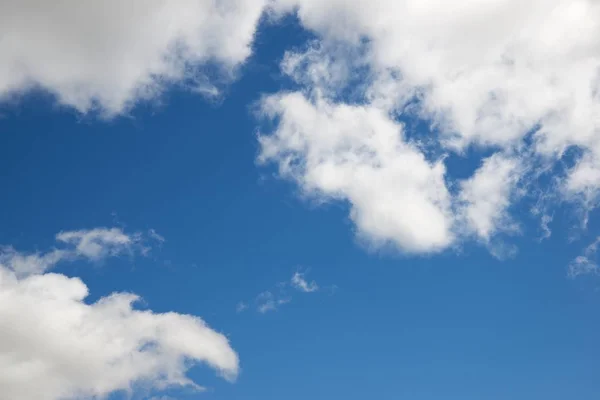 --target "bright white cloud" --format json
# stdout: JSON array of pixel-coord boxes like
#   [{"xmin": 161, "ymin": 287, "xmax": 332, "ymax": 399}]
[
  {"xmin": 258, "ymin": 92, "xmax": 453, "ymax": 253},
  {"xmin": 291, "ymin": 271, "xmax": 319, "ymax": 293},
  {"xmin": 0, "ymin": 0, "xmax": 267, "ymax": 116},
  {"xmin": 0, "ymin": 229, "xmax": 238, "ymax": 400},
  {"xmin": 273, "ymin": 0, "xmax": 600, "ymax": 151},
  {"xmin": 258, "ymin": 0, "xmax": 600, "ymax": 255}
]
